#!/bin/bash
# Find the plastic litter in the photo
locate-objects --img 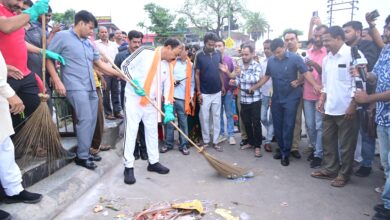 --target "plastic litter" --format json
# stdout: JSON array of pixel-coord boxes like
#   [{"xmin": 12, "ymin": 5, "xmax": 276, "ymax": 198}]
[{"xmin": 215, "ymin": 208, "xmax": 239, "ymax": 220}]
